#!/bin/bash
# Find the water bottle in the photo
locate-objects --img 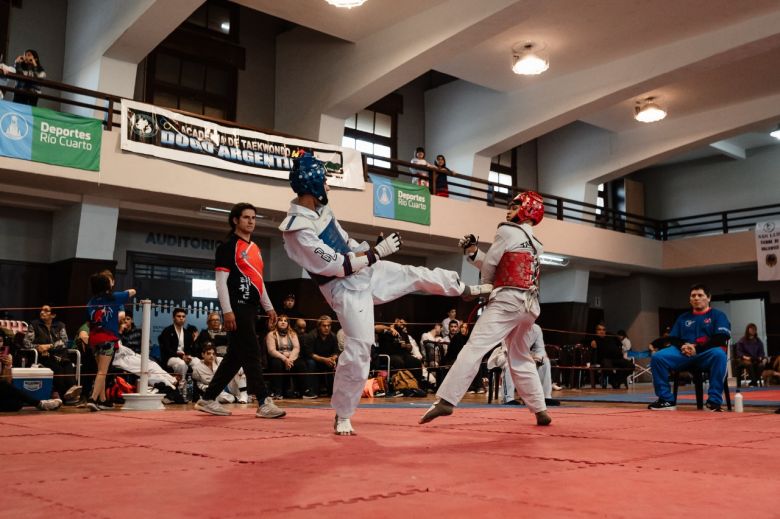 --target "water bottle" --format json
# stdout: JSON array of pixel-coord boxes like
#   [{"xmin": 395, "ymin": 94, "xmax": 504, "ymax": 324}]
[
  {"xmin": 186, "ymin": 376, "xmax": 194, "ymax": 402},
  {"xmin": 20, "ymin": 356, "xmax": 26, "ymax": 368},
  {"xmin": 180, "ymin": 376, "xmax": 189, "ymax": 402},
  {"xmin": 734, "ymin": 389, "xmax": 743, "ymax": 413}
]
